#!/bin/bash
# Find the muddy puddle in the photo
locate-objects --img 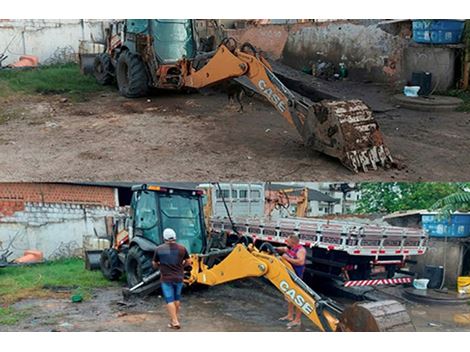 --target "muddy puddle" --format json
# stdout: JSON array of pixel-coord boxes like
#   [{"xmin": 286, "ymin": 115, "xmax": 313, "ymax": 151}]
[{"xmin": 3, "ymin": 279, "xmax": 470, "ymax": 332}]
